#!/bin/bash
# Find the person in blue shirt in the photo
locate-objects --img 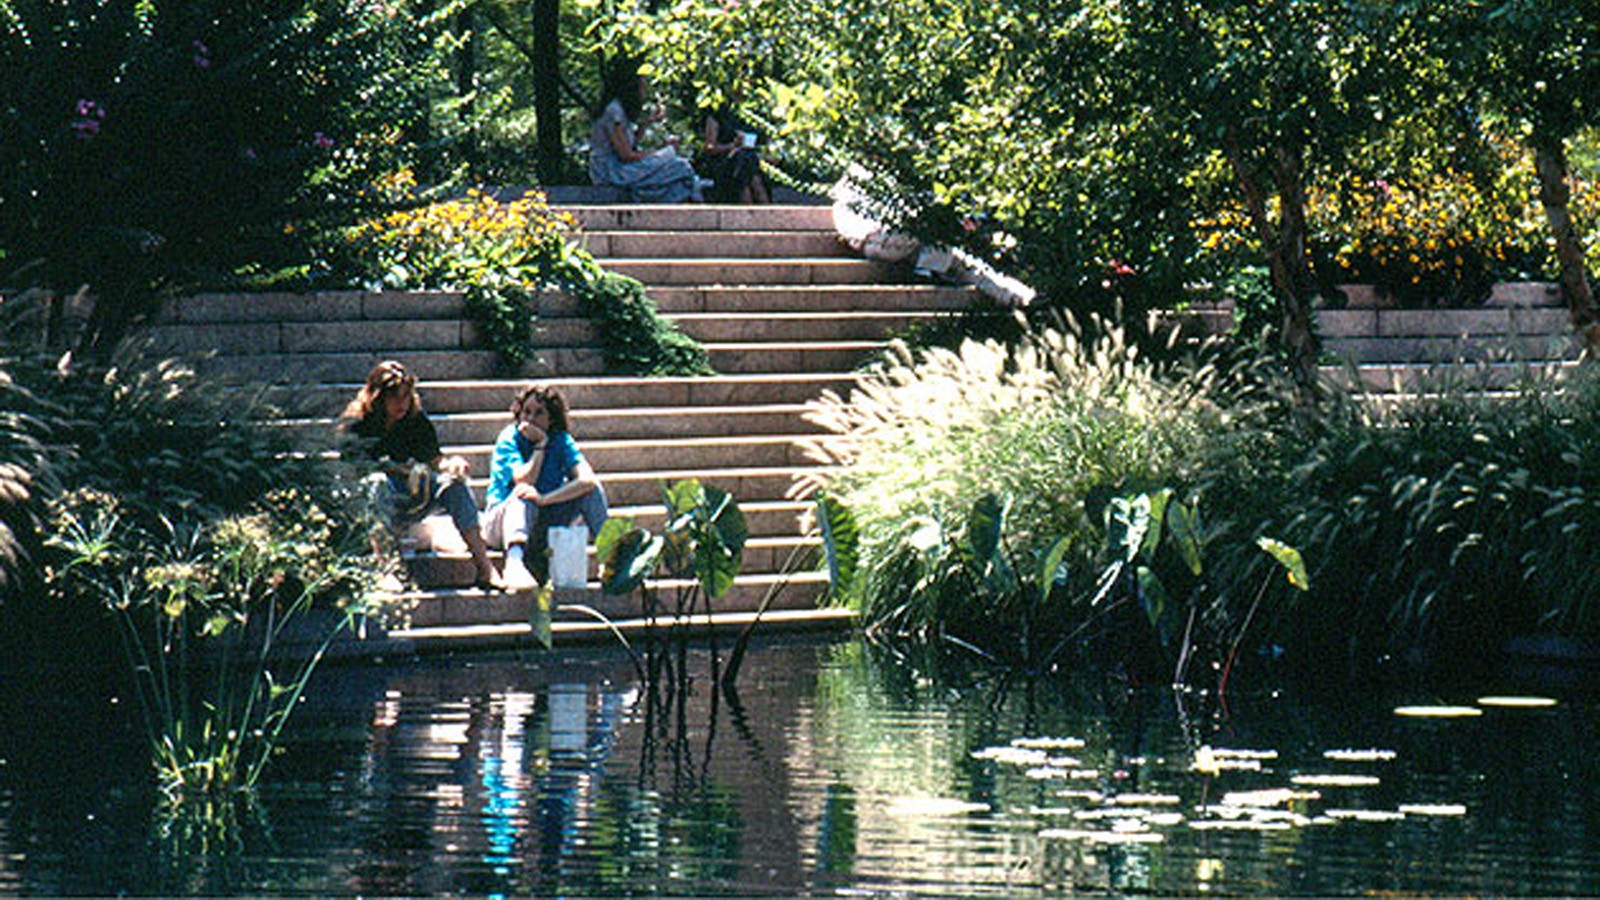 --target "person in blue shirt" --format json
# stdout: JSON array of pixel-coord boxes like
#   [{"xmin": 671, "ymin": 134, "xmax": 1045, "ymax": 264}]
[{"xmin": 482, "ymin": 384, "xmax": 608, "ymax": 589}]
